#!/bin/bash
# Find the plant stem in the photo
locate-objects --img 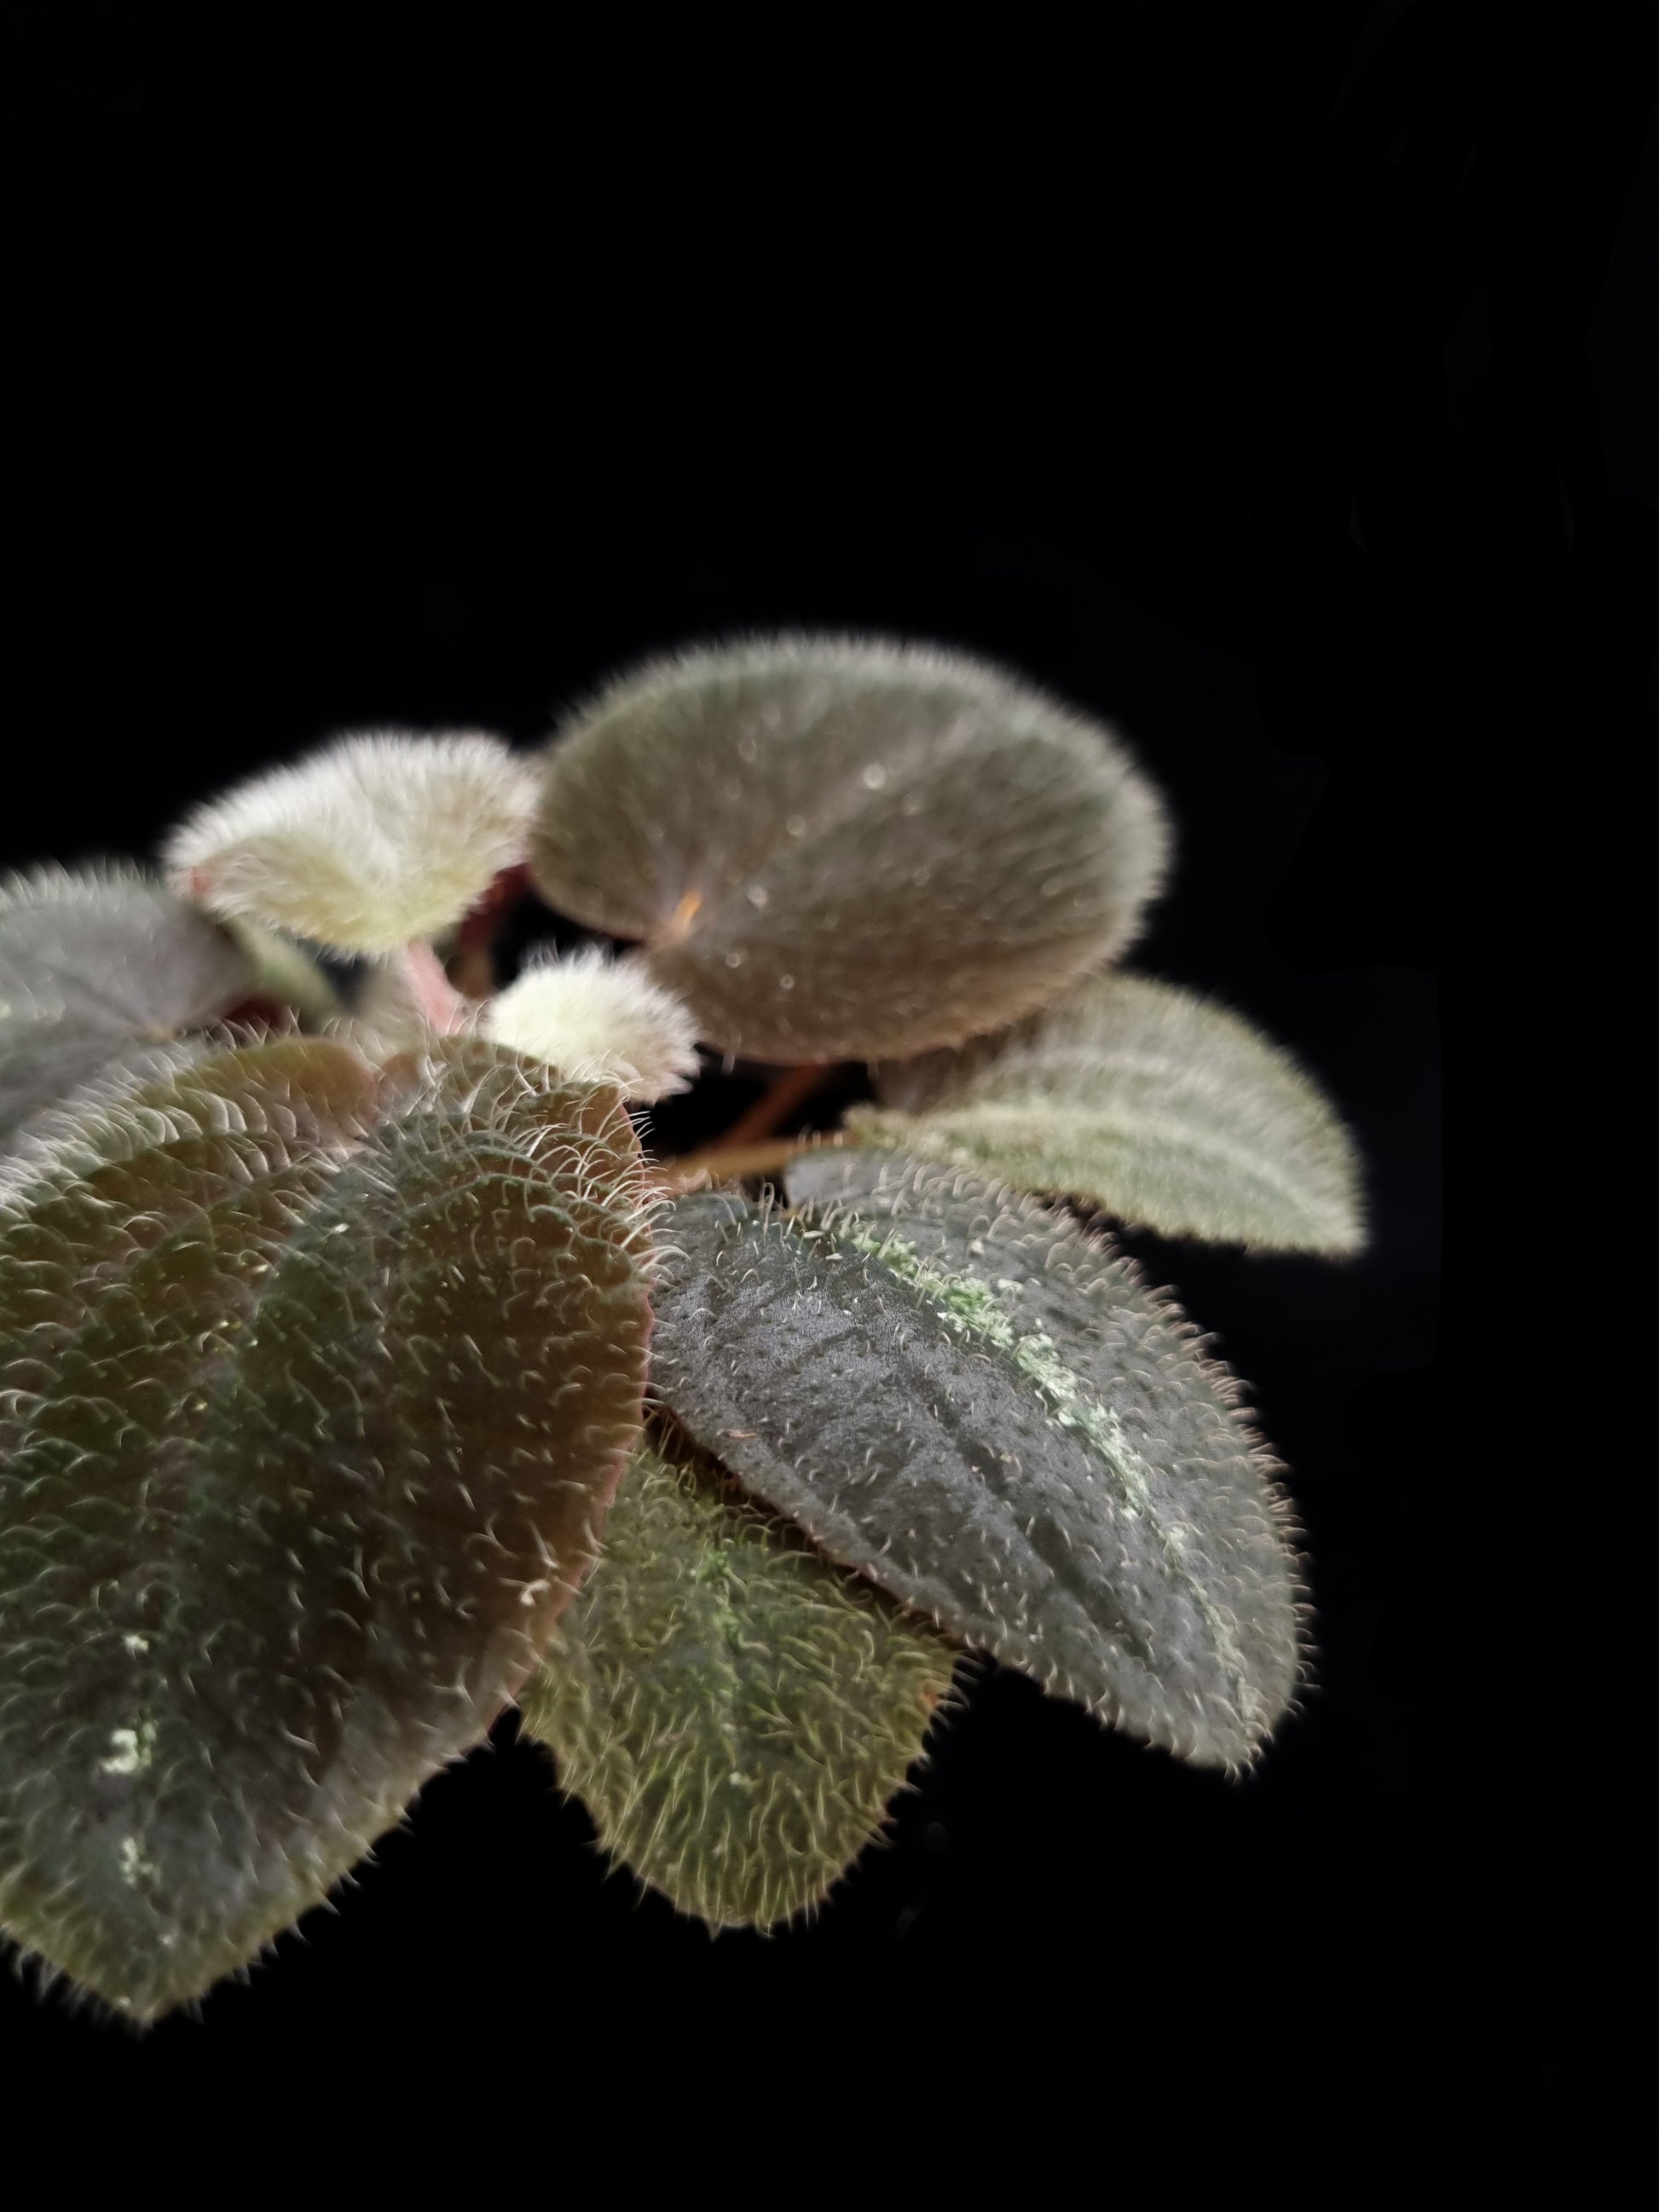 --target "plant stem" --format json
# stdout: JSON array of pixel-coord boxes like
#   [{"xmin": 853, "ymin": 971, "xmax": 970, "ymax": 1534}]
[
  {"xmin": 448, "ymin": 862, "xmax": 531, "ymax": 1000},
  {"xmin": 656, "ymin": 1138, "xmax": 811, "ymax": 1192},
  {"xmin": 710, "ymin": 1060, "xmax": 835, "ymax": 1149},
  {"xmin": 401, "ymin": 939, "xmax": 470, "ymax": 1034},
  {"xmin": 653, "ymin": 1059, "xmax": 839, "ymax": 1188}
]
